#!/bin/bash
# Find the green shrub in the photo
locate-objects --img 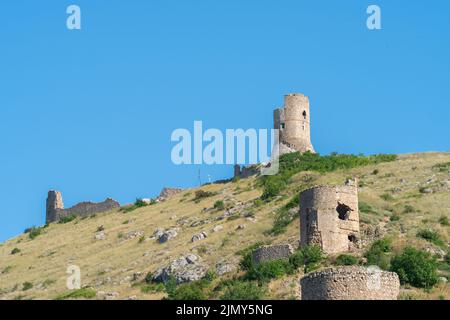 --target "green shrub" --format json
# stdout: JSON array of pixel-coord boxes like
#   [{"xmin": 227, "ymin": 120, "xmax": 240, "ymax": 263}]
[
  {"xmin": 416, "ymin": 229, "xmax": 444, "ymax": 247},
  {"xmin": 432, "ymin": 162, "xmax": 450, "ymax": 172},
  {"xmin": 28, "ymin": 227, "xmax": 42, "ymax": 240},
  {"xmin": 390, "ymin": 213, "xmax": 400, "ymax": 222},
  {"xmin": 335, "ymin": 254, "xmax": 358, "ymax": 266},
  {"xmin": 372, "ymin": 169, "xmax": 379, "ymax": 175},
  {"xmin": 163, "ymin": 276, "xmax": 178, "ymax": 297},
  {"xmin": 167, "ymin": 280, "xmax": 209, "ymax": 300},
  {"xmin": 380, "ymin": 193, "xmax": 394, "ymax": 201},
  {"xmin": 11, "ymin": 248, "xmax": 21, "ymax": 255},
  {"xmin": 96, "ymin": 225, "xmax": 105, "ymax": 232},
  {"xmin": 203, "ymin": 270, "xmax": 217, "ymax": 283},
  {"xmin": 289, "ymin": 245, "xmax": 322, "ymax": 272},
  {"xmin": 1, "ymin": 266, "xmax": 13, "ymax": 274},
  {"xmin": 245, "ymin": 259, "xmax": 292, "ymax": 283},
  {"xmin": 359, "ymin": 202, "xmax": 377, "ymax": 214},
  {"xmin": 403, "ymin": 205, "xmax": 415, "ymax": 213},
  {"xmin": 220, "ymin": 280, "xmax": 266, "ymax": 300},
  {"xmin": 268, "ymin": 196, "xmax": 299, "ymax": 235},
  {"xmin": 144, "ymin": 272, "xmax": 154, "ymax": 283},
  {"xmin": 260, "ymin": 177, "xmax": 286, "ymax": 200},
  {"xmin": 22, "ymin": 282, "xmax": 33, "ymax": 291},
  {"xmin": 438, "ymin": 215, "xmax": 449, "ymax": 226},
  {"xmin": 213, "ymin": 200, "xmax": 225, "ymax": 210},
  {"xmin": 390, "ymin": 247, "xmax": 438, "ymax": 288},
  {"xmin": 55, "ymin": 287, "xmax": 97, "ymax": 300},
  {"xmin": 193, "ymin": 190, "xmax": 216, "ymax": 202},
  {"xmin": 120, "ymin": 198, "xmax": 154, "ymax": 213},
  {"xmin": 59, "ymin": 215, "xmax": 76, "ymax": 224},
  {"xmin": 141, "ymin": 282, "xmax": 165, "ymax": 294},
  {"xmin": 364, "ymin": 238, "xmax": 392, "ymax": 270},
  {"xmin": 135, "ymin": 198, "xmax": 149, "ymax": 207},
  {"xmin": 253, "ymin": 199, "xmax": 264, "ymax": 207},
  {"xmin": 42, "ymin": 279, "xmax": 56, "ymax": 288}
]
